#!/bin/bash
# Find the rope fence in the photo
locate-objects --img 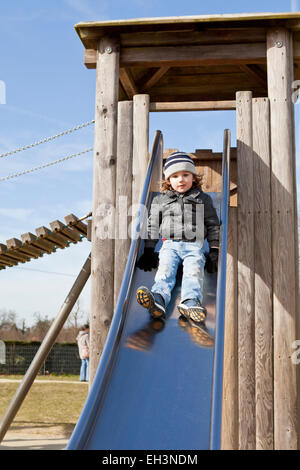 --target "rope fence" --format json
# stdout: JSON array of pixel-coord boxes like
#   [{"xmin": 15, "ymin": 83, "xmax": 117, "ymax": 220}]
[
  {"xmin": 0, "ymin": 148, "xmax": 93, "ymax": 182},
  {"xmin": 0, "ymin": 120, "xmax": 95, "ymax": 159},
  {"xmin": 0, "ymin": 120, "xmax": 95, "ymax": 182}
]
